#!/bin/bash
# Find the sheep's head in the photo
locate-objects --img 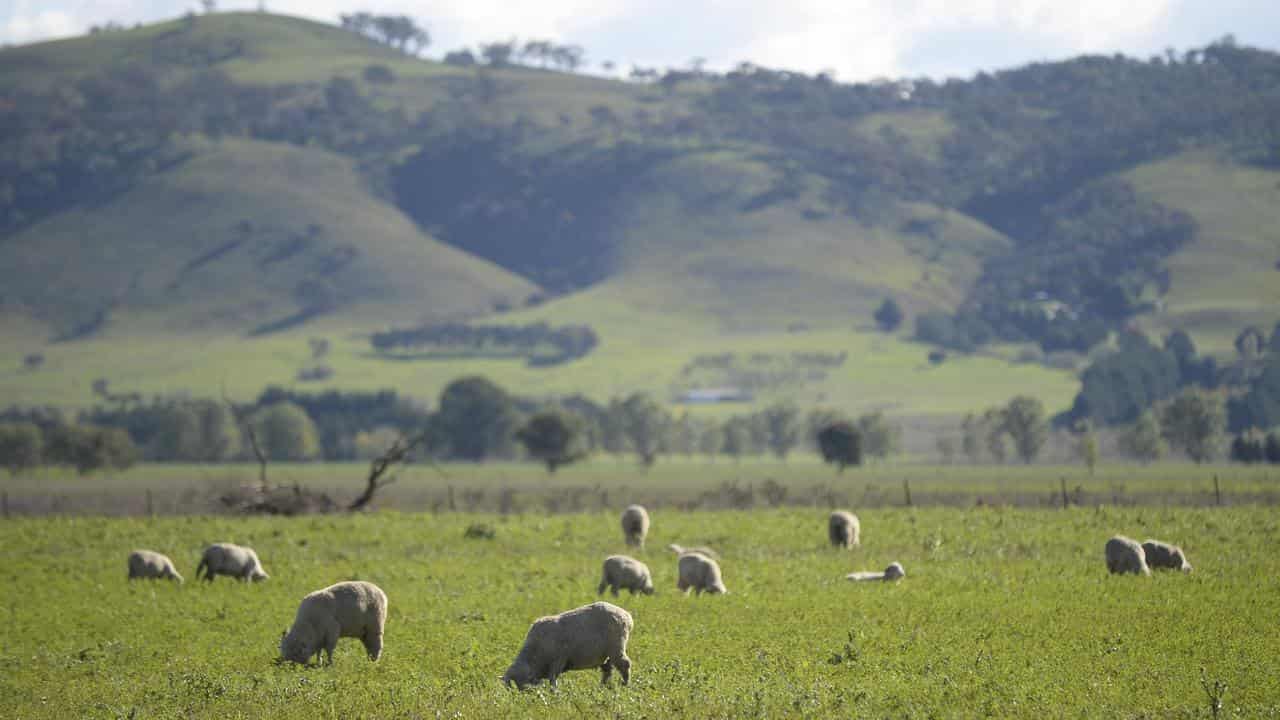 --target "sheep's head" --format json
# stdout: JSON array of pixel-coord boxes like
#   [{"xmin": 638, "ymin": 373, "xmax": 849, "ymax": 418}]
[
  {"xmin": 250, "ymin": 568, "xmax": 269, "ymax": 582},
  {"xmin": 169, "ymin": 570, "xmax": 185, "ymax": 584},
  {"xmin": 884, "ymin": 562, "xmax": 906, "ymax": 580},
  {"xmin": 279, "ymin": 628, "xmax": 313, "ymax": 665},
  {"xmin": 642, "ymin": 576, "xmax": 655, "ymax": 595},
  {"xmin": 502, "ymin": 660, "xmax": 537, "ymax": 690}
]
